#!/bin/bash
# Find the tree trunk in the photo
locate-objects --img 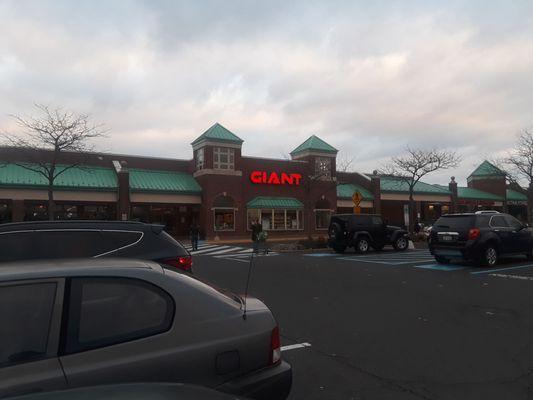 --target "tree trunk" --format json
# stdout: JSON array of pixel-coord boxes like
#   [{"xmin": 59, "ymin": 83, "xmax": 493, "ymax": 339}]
[
  {"xmin": 48, "ymin": 183, "xmax": 55, "ymax": 221},
  {"xmin": 408, "ymin": 191, "xmax": 416, "ymax": 234}
]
